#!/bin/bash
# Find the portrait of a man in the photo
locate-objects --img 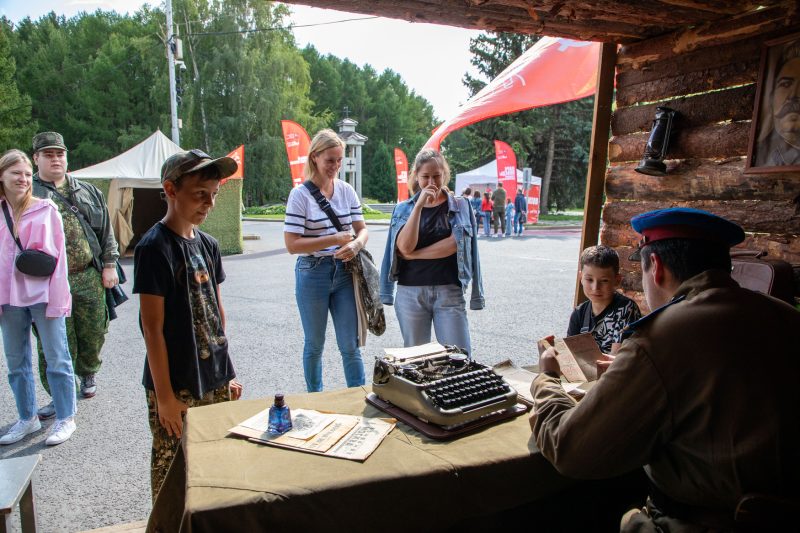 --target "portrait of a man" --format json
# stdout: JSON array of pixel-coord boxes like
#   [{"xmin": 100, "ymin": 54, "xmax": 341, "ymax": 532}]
[{"xmin": 749, "ymin": 33, "xmax": 800, "ymax": 171}]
